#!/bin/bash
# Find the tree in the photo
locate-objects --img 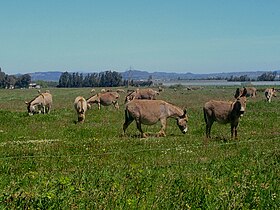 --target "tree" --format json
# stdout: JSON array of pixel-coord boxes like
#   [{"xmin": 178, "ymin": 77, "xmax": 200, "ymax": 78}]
[
  {"xmin": 257, "ymin": 72, "xmax": 276, "ymax": 81},
  {"xmin": 0, "ymin": 68, "xmax": 6, "ymax": 88},
  {"xmin": 6, "ymin": 75, "xmax": 17, "ymax": 88},
  {"xmin": 58, "ymin": 72, "xmax": 71, "ymax": 87},
  {"xmin": 15, "ymin": 74, "xmax": 31, "ymax": 88}
]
